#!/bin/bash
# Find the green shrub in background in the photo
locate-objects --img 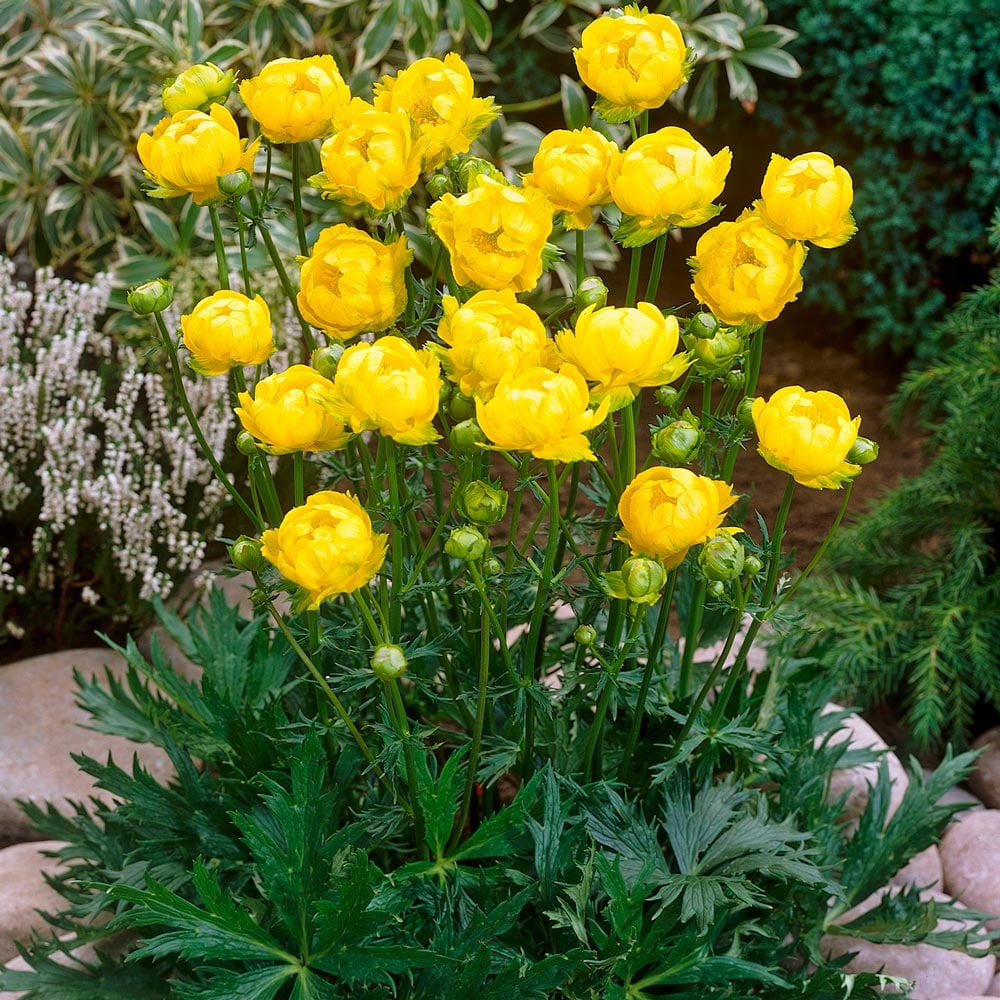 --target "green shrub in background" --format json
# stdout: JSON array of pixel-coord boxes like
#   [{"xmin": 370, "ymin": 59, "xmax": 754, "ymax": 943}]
[
  {"xmin": 758, "ymin": 0, "xmax": 1000, "ymax": 359},
  {"xmin": 779, "ymin": 213, "xmax": 1000, "ymax": 752}
]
